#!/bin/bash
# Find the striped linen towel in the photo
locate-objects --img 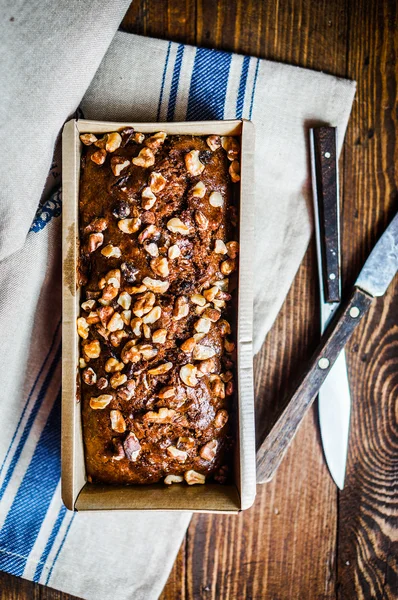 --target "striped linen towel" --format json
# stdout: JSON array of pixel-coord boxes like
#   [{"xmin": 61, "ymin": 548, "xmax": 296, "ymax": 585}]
[{"xmin": 0, "ymin": 4, "xmax": 356, "ymax": 600}]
